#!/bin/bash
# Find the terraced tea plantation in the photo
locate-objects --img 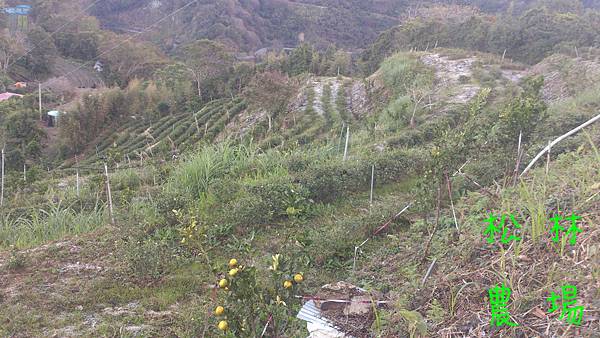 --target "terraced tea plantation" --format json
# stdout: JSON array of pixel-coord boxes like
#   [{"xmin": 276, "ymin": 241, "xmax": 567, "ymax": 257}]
[
  {"xmin": 76, "ymin": 98, "xmax": 247, "ymax": 166},
  {"xmin": 259, "ymin": 77, "xmax": 356, "ymax": 149}
]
